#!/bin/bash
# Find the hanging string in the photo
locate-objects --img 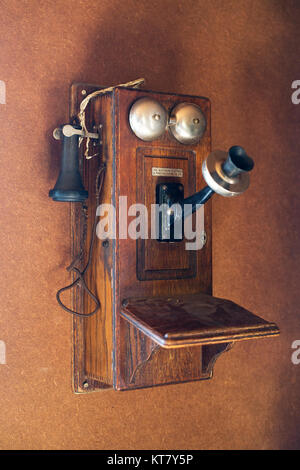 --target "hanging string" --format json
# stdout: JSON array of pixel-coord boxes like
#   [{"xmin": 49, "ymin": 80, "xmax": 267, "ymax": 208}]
[
  {"xmin": 78, "ymin": 77, "xmax": 145, "ymax": 159},
  {"xmin": 56, "ymin": 163, "xmax": 106, "ymax": 317}
]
